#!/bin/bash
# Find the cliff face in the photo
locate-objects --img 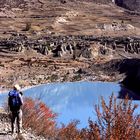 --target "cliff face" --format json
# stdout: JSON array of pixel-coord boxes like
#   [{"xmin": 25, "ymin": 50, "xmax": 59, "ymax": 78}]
[{"xmin": 115, "ymin": 0, "xmax": 140, "ymax": 12}]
